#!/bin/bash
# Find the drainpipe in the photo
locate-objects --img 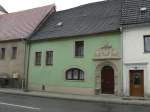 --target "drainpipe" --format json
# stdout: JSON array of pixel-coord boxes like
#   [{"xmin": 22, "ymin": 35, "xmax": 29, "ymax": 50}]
[
  {"xmin": 22, "ymin": 39, "xmax": 26, "ymax": 89},
  {"xmin": 23, "ymin": 39, "xmax": 31, "ymax": 91},
  {"xmin": 120, "ymin": 26, "xmax": 124, "ymax": 96}
]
